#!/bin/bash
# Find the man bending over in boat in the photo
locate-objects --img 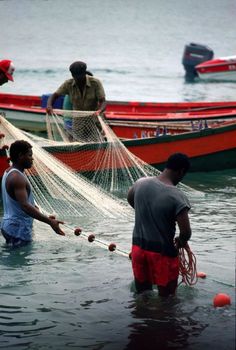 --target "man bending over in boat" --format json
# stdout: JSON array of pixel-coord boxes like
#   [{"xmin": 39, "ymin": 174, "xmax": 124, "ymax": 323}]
[
  {"xmin": 127, "ymin": 153, "xmax": 192, "ymax": 297},
  {"xmin": 1, "ymin": 140, "xmax": 65, "ymax": 247},
  {"xmin": 46, "ymin": 61, "xmax": 107, "ymax": 141},
  {"xmin": 0, "ymin": 60, "xmax": 14, "ymax": 86}
]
